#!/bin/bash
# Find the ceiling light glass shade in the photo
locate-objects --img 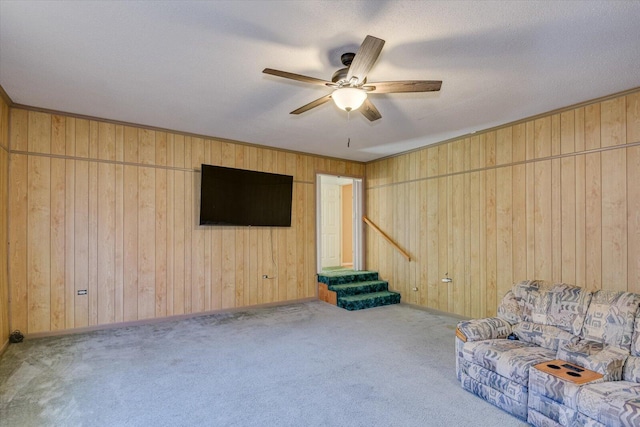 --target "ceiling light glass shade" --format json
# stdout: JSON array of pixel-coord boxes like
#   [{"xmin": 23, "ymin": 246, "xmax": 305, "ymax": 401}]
[{"xmin": 332, "ymin": 88, "xmax": 367, "ymax": 112}]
